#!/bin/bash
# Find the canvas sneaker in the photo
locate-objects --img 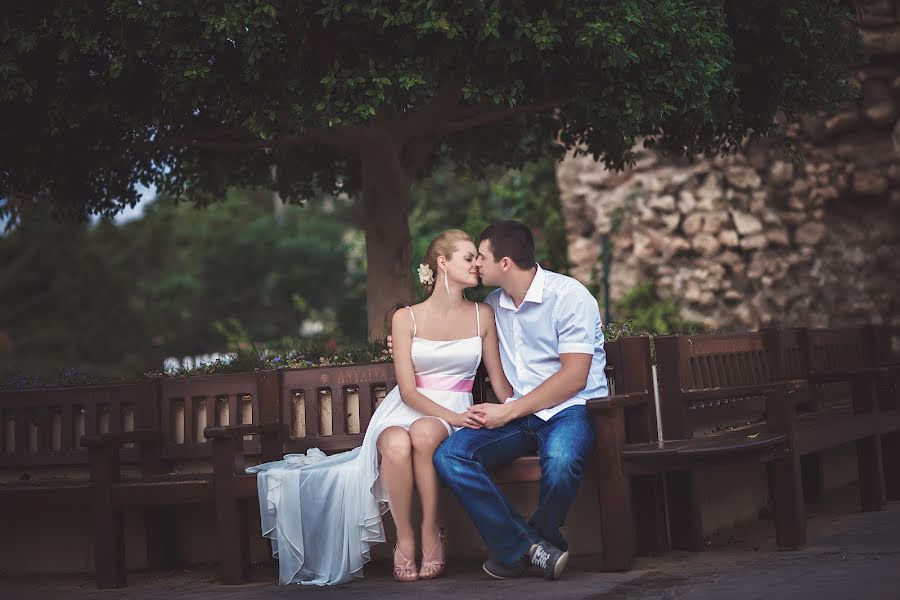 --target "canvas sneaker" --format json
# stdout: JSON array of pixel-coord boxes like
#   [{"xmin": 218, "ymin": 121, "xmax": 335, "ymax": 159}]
[{"xmin": 529, "ymin": 541, "xmax": 568, "ymax": 580}]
